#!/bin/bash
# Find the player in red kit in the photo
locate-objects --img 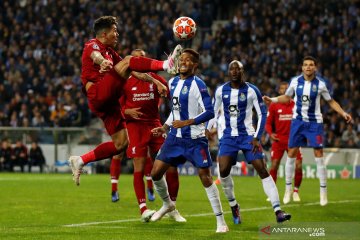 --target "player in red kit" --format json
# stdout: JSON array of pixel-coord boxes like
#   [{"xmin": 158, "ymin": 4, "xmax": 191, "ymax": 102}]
[
  {"xmin": 68, "ymin": 16, "xmax": 182, "ymax": 190},
  {"xmin": 265, "ymin": 82, "xmax": 303, "ymax": 202},
  {"xmin": 109, "ymin": 49, "xmax": 185, "ymax": 222}
]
